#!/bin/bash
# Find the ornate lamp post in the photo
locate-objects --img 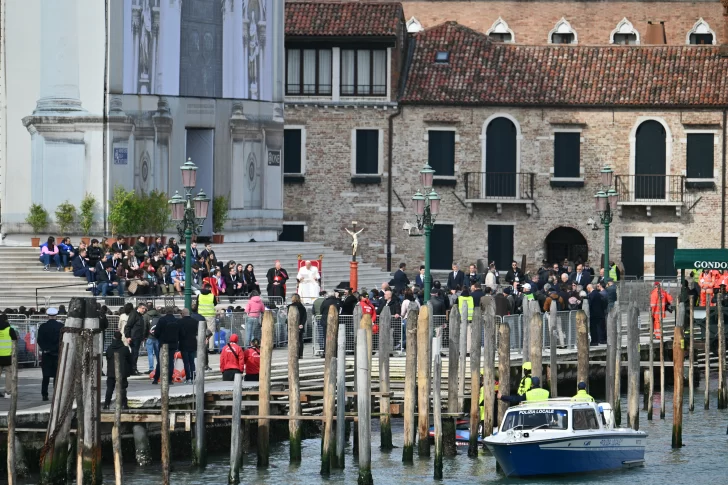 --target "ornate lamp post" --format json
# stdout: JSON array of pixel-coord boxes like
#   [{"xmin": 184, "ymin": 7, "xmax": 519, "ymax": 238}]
[
  {"xmin": 169, "ymin": 158, "xmax": 211, "ymax": 310},
  {"xmin": 412, "ymin": 164, "xmax": 441, "ymax": 303},
  {"xmin": 594, "ymin": 166, "xmax": 618, "ymax": 273}
]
